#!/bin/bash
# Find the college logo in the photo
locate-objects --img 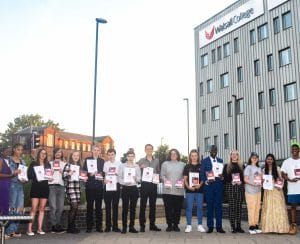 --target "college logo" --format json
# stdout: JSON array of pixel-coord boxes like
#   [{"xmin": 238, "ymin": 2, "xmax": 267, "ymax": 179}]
[{"xmin": 205, "ymin": 26, "xmax": 215, "ymax": 40}]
